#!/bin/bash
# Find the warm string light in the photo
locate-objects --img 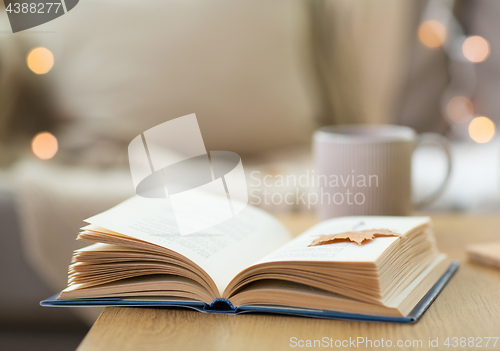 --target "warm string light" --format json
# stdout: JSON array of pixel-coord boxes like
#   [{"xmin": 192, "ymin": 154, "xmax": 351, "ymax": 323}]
[
  {"xmin": 418, "ymin": 3, "xmax": 496, "ymax": 142},
  {"xmin": 27, "ymin": 47, "xmax": 54, "ymax": 74},
  {"xmin": 418, "ymin": 20, "xmax": 447, "ymax": 48},
  {"xmin": 32, "ymin": 132, "xmax": 58, "ymax": 159},
  {"xmin": 462, "ymin": 36, "xmax": 490, "ymax": 63},
  {"xmin": 468, "ymin": 117, "xmax": 496, "ymax": 144}
]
